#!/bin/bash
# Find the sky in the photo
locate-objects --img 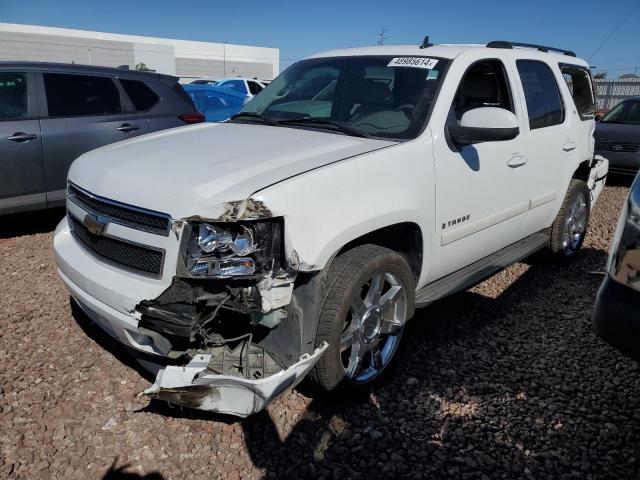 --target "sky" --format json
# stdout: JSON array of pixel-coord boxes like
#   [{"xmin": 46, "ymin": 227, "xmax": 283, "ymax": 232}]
[{"xmin": 1, "ymin": 0, "xmax": 639, "ymax": 76}]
